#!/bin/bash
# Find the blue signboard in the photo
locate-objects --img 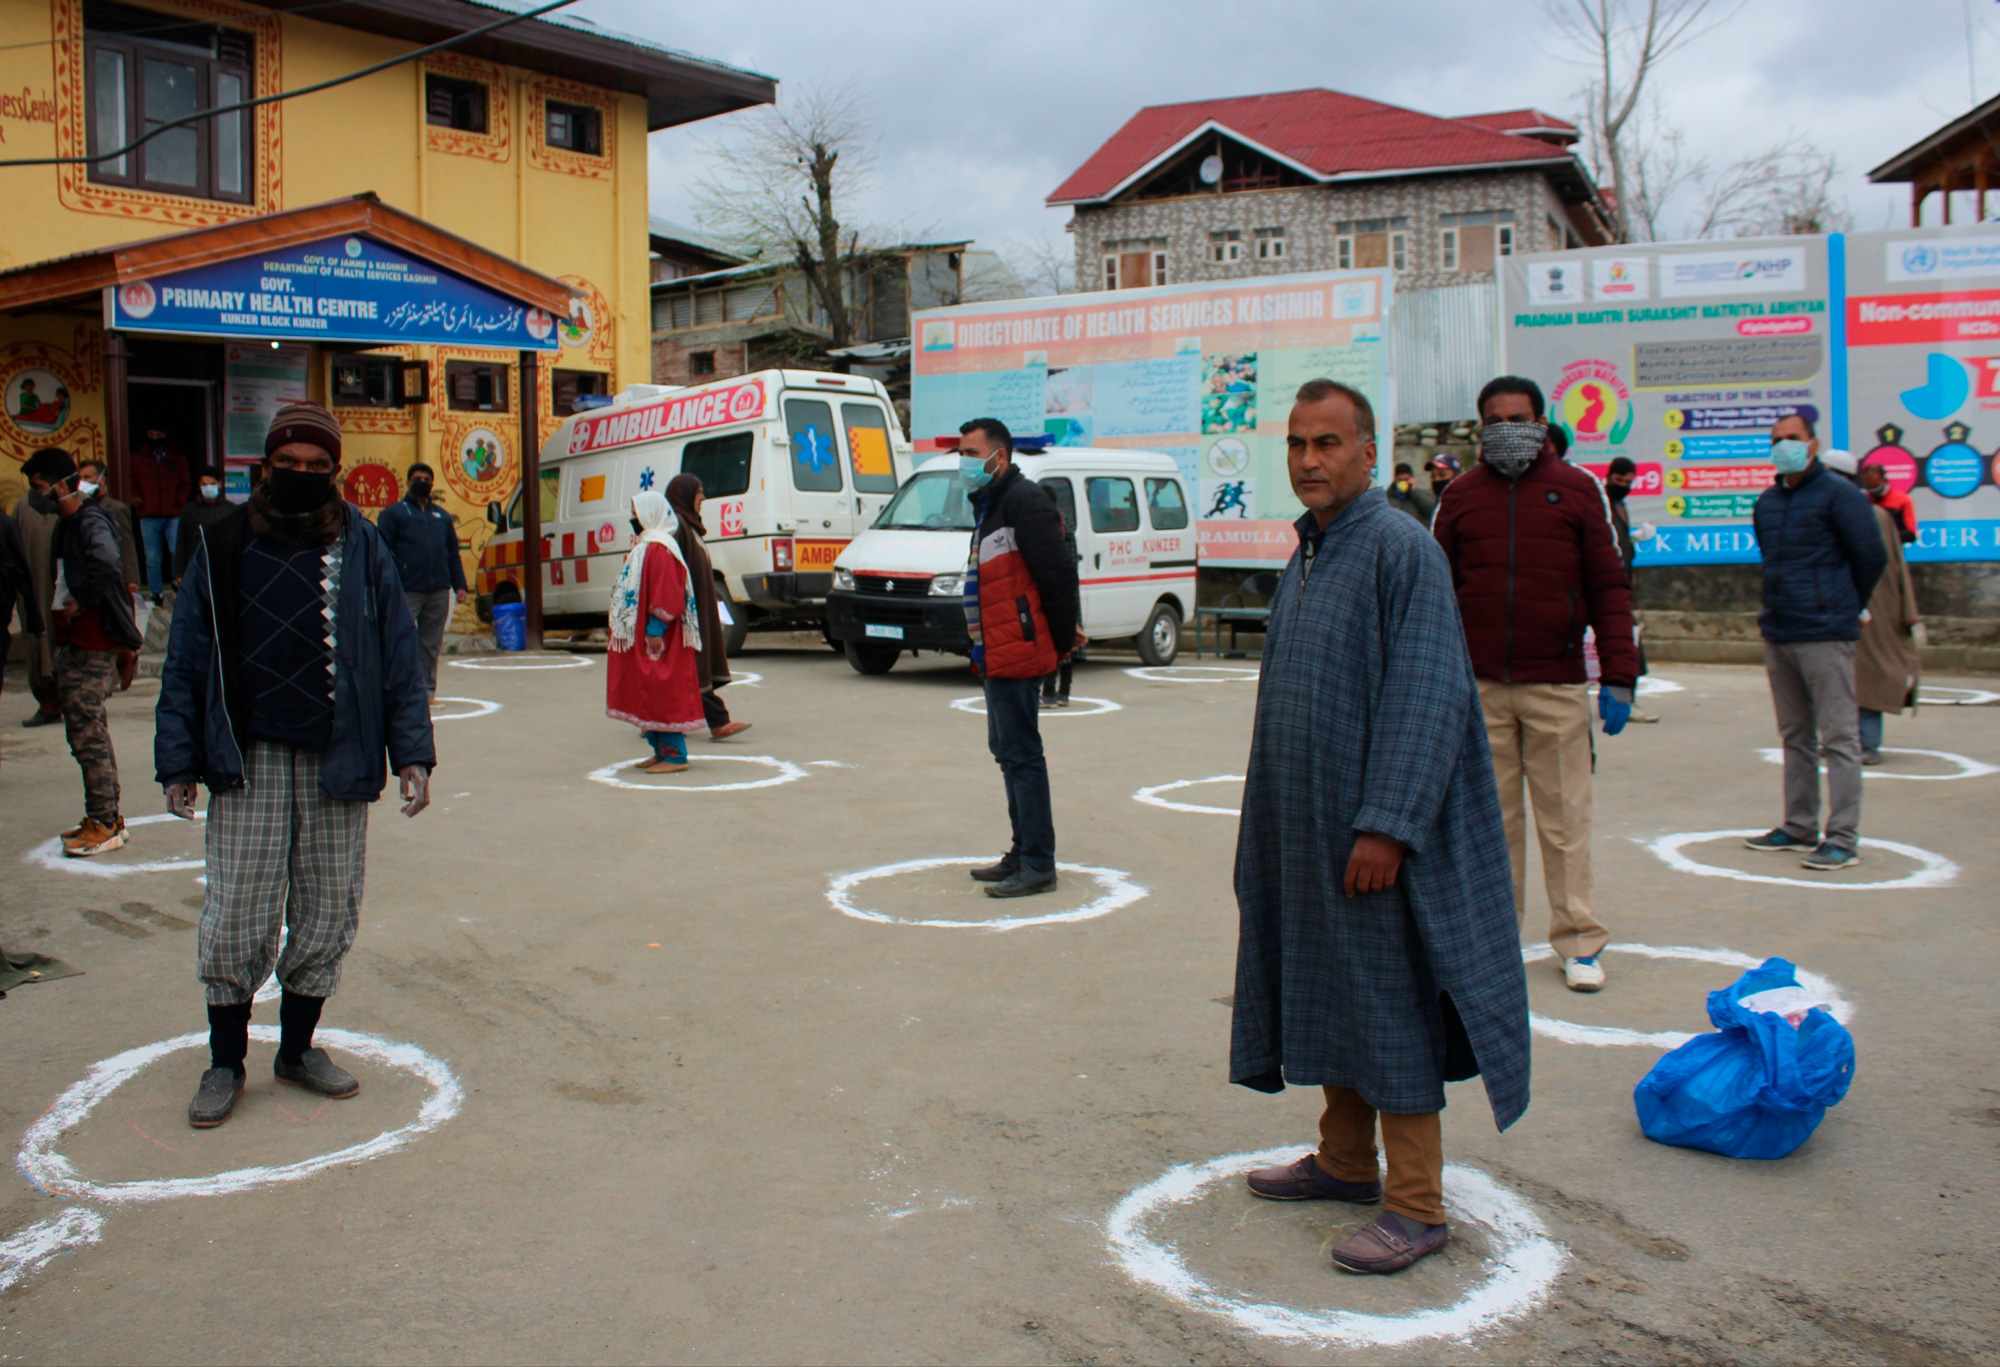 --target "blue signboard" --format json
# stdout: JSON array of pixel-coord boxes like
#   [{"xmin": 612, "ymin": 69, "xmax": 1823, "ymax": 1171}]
[{"xmin": 105, "ymin": 234, "xmax": 560, "ymax": 350}]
